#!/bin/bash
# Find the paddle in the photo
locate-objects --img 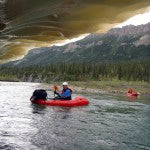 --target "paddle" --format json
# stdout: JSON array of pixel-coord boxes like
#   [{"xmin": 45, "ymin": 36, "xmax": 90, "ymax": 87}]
[{"xmin": 53, "ymin": 85, "xmax": 59, "ymax": 97}]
